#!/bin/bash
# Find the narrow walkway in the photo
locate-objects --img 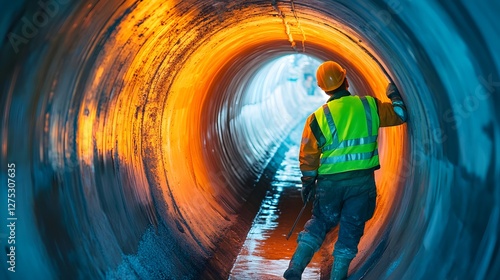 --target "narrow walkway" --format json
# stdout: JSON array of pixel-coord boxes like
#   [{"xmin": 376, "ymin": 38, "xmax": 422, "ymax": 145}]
[{"xmin": 229, "ymin": 128, "xmax": 324, "ymax": 279}]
